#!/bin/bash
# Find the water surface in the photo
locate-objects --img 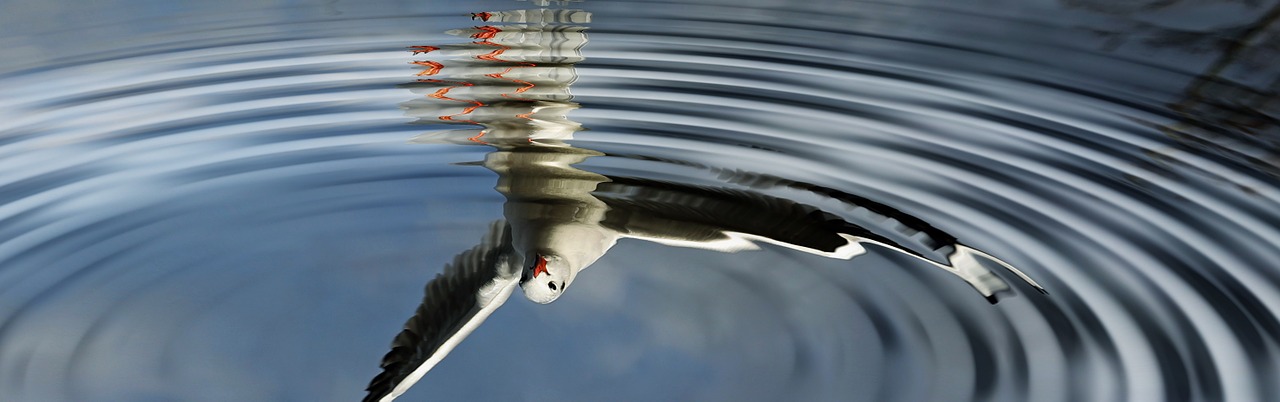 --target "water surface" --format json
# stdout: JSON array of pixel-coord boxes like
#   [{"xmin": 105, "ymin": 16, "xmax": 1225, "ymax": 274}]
[{"xmin": 1, "ymin": 0, "xmax": 1278, "ymax": 401}]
